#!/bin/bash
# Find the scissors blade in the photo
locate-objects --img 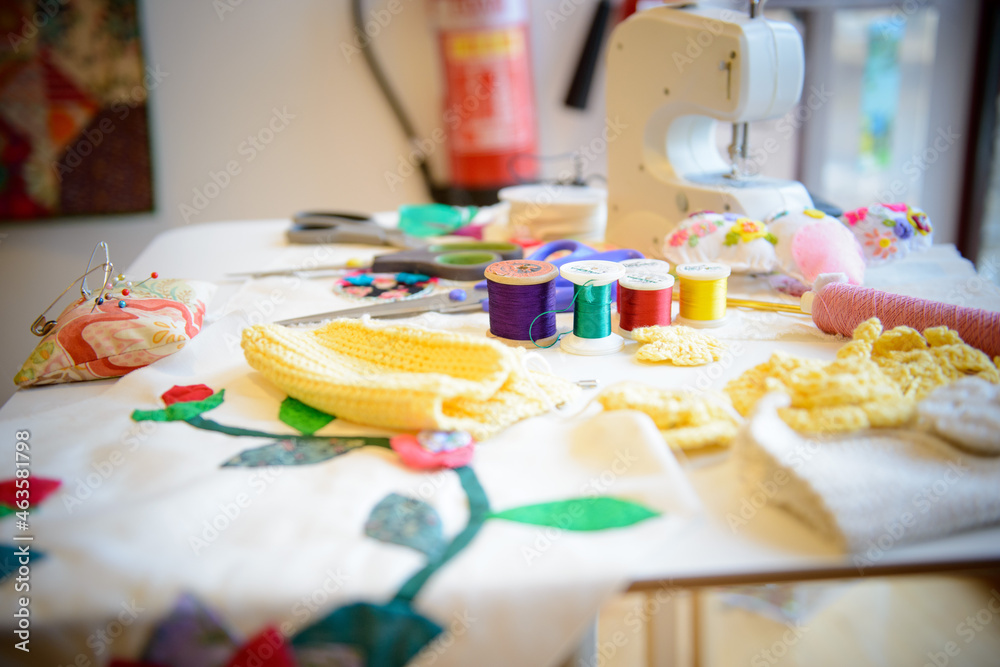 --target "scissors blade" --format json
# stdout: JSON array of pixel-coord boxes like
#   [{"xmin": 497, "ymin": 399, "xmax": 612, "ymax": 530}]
[{"xmin": 274, "ymin": 290, "xmax": 487, "ymax": 326}]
